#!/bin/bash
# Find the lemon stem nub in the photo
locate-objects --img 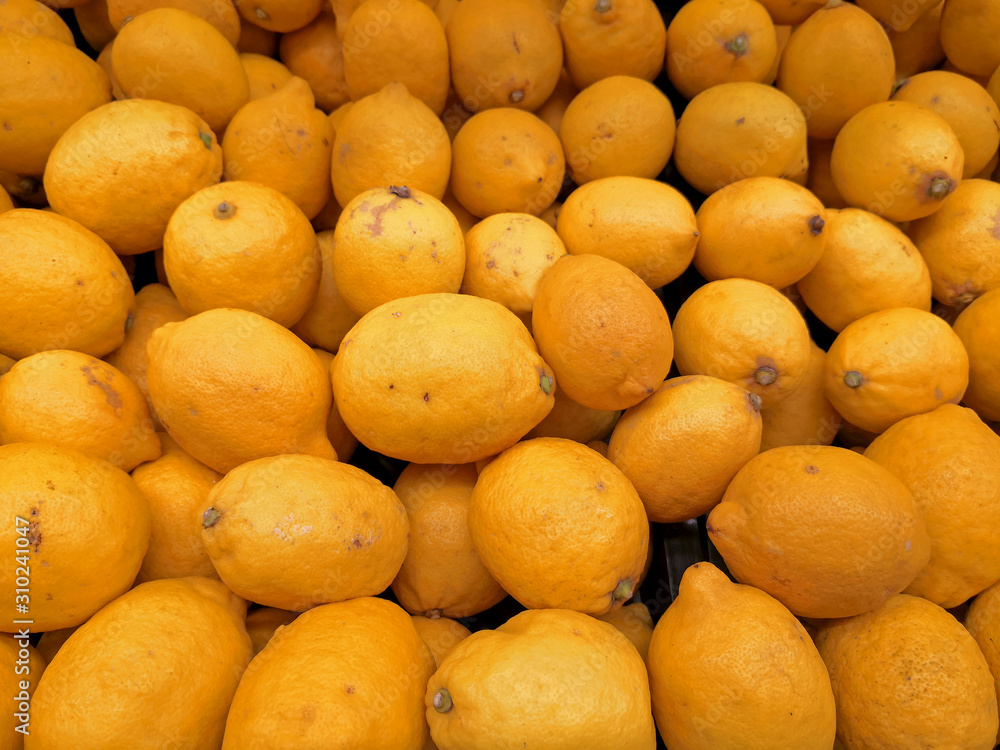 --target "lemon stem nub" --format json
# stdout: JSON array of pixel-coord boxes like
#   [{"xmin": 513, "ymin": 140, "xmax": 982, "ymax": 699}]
[
  {"xmin": 509, "ymin": 89, "xmax": 525, "ymax": 104},
  {"xmin": 255, "ymin": 6, "xmax": 269, "ymax": 20},
  {"xmin": 754, "ymin": 366, "xmax": 778, "ymax": 386},
  {"xmin": 809, "ymin": 215, "xmax": 825, "ymax": 235},
  {"xmin": 748, "ymin": 393, "xmax": 763, "ymax": 411},
  {"xmin": 540, "ymin": 374, "xmax": 554, "ymax": 394},
  {"xmin": 426, "ymin": 608, "xmax": 442, "ymax": 619},
  {"xmin": 199, "ymin": 132, "xmax": 213, "ymax": 150},
  {"xmin": 433, "ymin": 689, "xmax": 453, "ymax": 713},
  {"xmin": 203, "ymin": 507, "xmax": 221, "ymax": 528},
  {"xmin": 613, "ymin": 579, "xmax": 633, "ymax": 602},
  {"xmin": 389, "ymin": 185, "xmax": 411, "ymax": 199},
  {"xmin": 927, "ymin": 177, "xmax": 954, "ymax": 200},
  {"xmin": 214, "ymin": 202, "xmax": 236, "ymax": 220},
  {"xmin": 844, "ymin": 371, "xmax": 863, "ymax": 388},
  {"xmin": 724, "ymin": 33, "xmax": 749, "ymax": 57},
  {"xmin": 594, "ymin": 0, "xmax": 612, "ymax": 12}
]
